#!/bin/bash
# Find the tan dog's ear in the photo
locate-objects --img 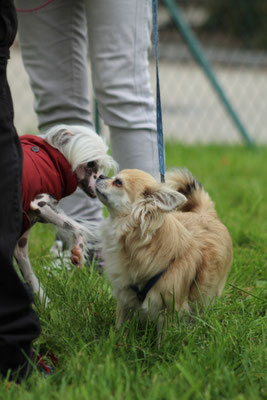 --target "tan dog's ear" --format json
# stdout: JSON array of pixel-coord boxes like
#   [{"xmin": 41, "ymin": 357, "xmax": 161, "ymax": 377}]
[
  {"xmin": 131, "ymin": 186, "xmax": 187, "ymax": 237},
  {"xmin": 146, "ymin": 186, "xmax": 187, "ymax": 212},
  {"xmin": 131, "ymin": 185, "xmax": 187, "ymax": 239}
]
